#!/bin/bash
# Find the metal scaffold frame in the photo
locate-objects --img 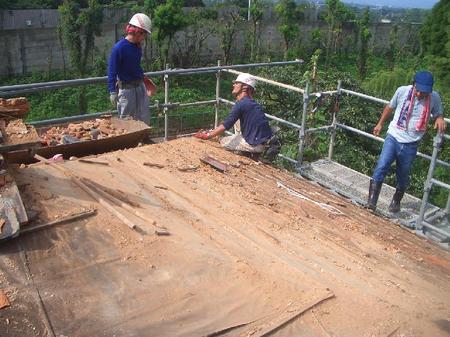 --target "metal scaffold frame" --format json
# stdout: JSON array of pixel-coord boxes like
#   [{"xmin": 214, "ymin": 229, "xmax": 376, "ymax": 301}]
[{"xmin": 0, "ymin": 60, "xmax": 448, "ymax": 244}]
